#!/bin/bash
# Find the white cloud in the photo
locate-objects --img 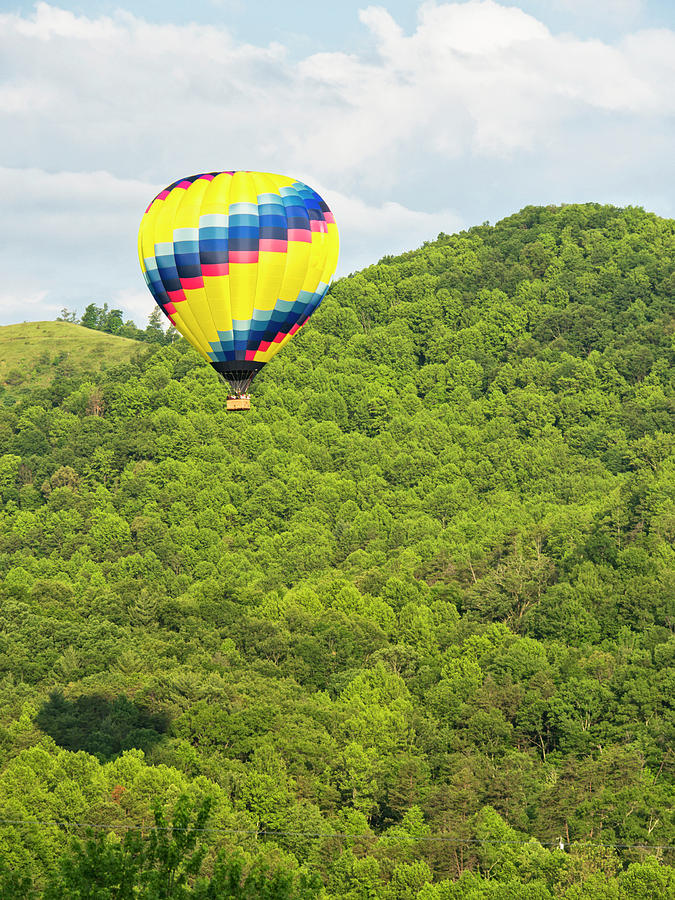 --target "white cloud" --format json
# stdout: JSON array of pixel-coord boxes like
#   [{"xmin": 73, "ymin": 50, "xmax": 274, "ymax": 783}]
[
  {"xmin": 1, "ymin": 1, "xmax": 670, "ymax": 179},
  {"xmin": 321, "ymin": 188, "xmax": 463, "ymax": 272},
  {"xmin": 297, "ymin": 0, "xmax": 662, "ymax": 168},
  {"xmin": 0, "ymin": 166, "xmax": 152, "ymax": 241},
  {"xmin": 0, "ymin": 166, "xmax": 154, "ymax": 322},
  {"xmin": 0, "ymin": 2, "xmax": 673, "ymax": 324},
  {"xmin": 0, "ymin": 287, "xmax": 54, "ymax": 324},
  {"xmin": 111, "ymin": 288, "xmax": 156, "ymax": 323}
]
